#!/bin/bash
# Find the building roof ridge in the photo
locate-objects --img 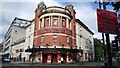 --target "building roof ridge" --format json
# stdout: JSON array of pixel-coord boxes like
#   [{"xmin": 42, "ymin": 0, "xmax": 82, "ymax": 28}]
[{"xmin": 76, "ymin": 19, "xmax": 94, "ymax": 35}]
